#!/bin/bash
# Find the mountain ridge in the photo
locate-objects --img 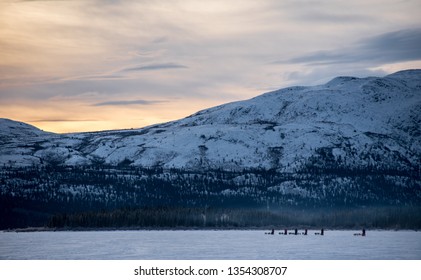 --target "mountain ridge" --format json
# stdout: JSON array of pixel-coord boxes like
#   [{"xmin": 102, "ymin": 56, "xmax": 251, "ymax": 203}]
[{"xmin": 1, "ymin": 69, "xmax": 420, "ymax": 172}]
